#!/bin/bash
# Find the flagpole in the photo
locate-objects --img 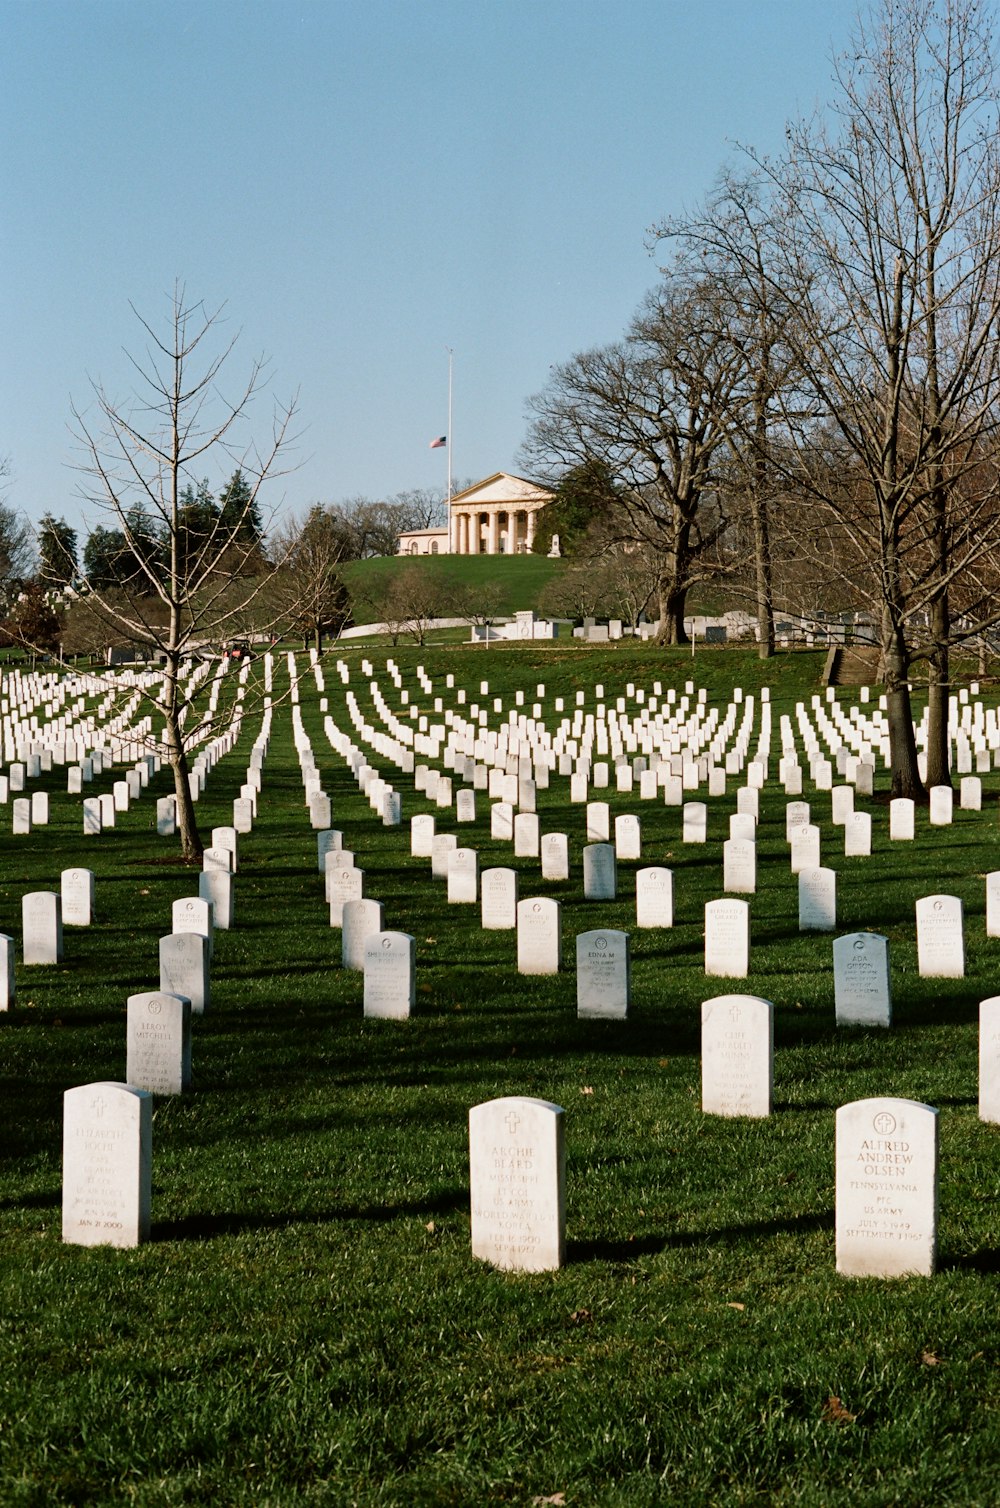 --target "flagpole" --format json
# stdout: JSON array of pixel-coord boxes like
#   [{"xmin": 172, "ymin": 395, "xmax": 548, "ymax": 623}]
[{"xmin": 446, "ymin": 346, "xmax": 453, "ymax": 510}]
